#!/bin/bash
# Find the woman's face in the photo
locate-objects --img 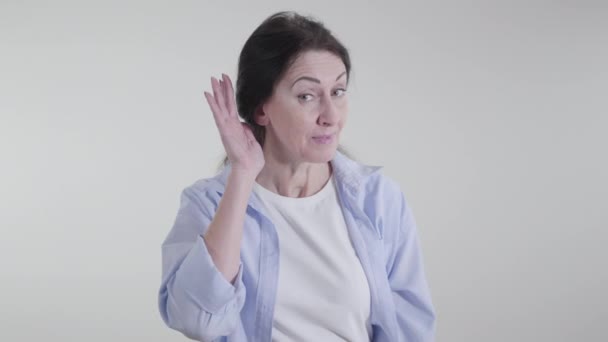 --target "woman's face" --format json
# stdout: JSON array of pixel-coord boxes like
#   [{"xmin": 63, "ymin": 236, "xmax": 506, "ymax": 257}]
[{"xmin": 257, "ymin": 50, "xmax": 348, "ymax": 164}]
